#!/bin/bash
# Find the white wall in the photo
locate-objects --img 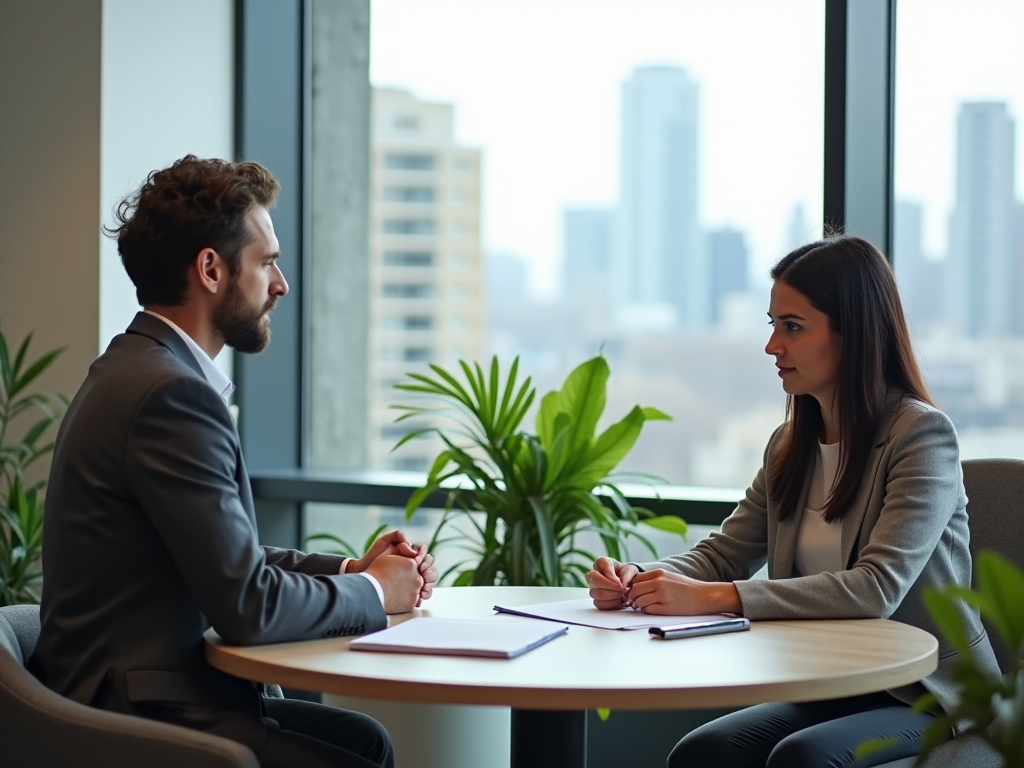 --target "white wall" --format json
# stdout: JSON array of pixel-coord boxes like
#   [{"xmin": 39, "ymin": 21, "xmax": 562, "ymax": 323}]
[{"xmin": 100, "ymin": 0, "xmax": 235, "ymax": 372}]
